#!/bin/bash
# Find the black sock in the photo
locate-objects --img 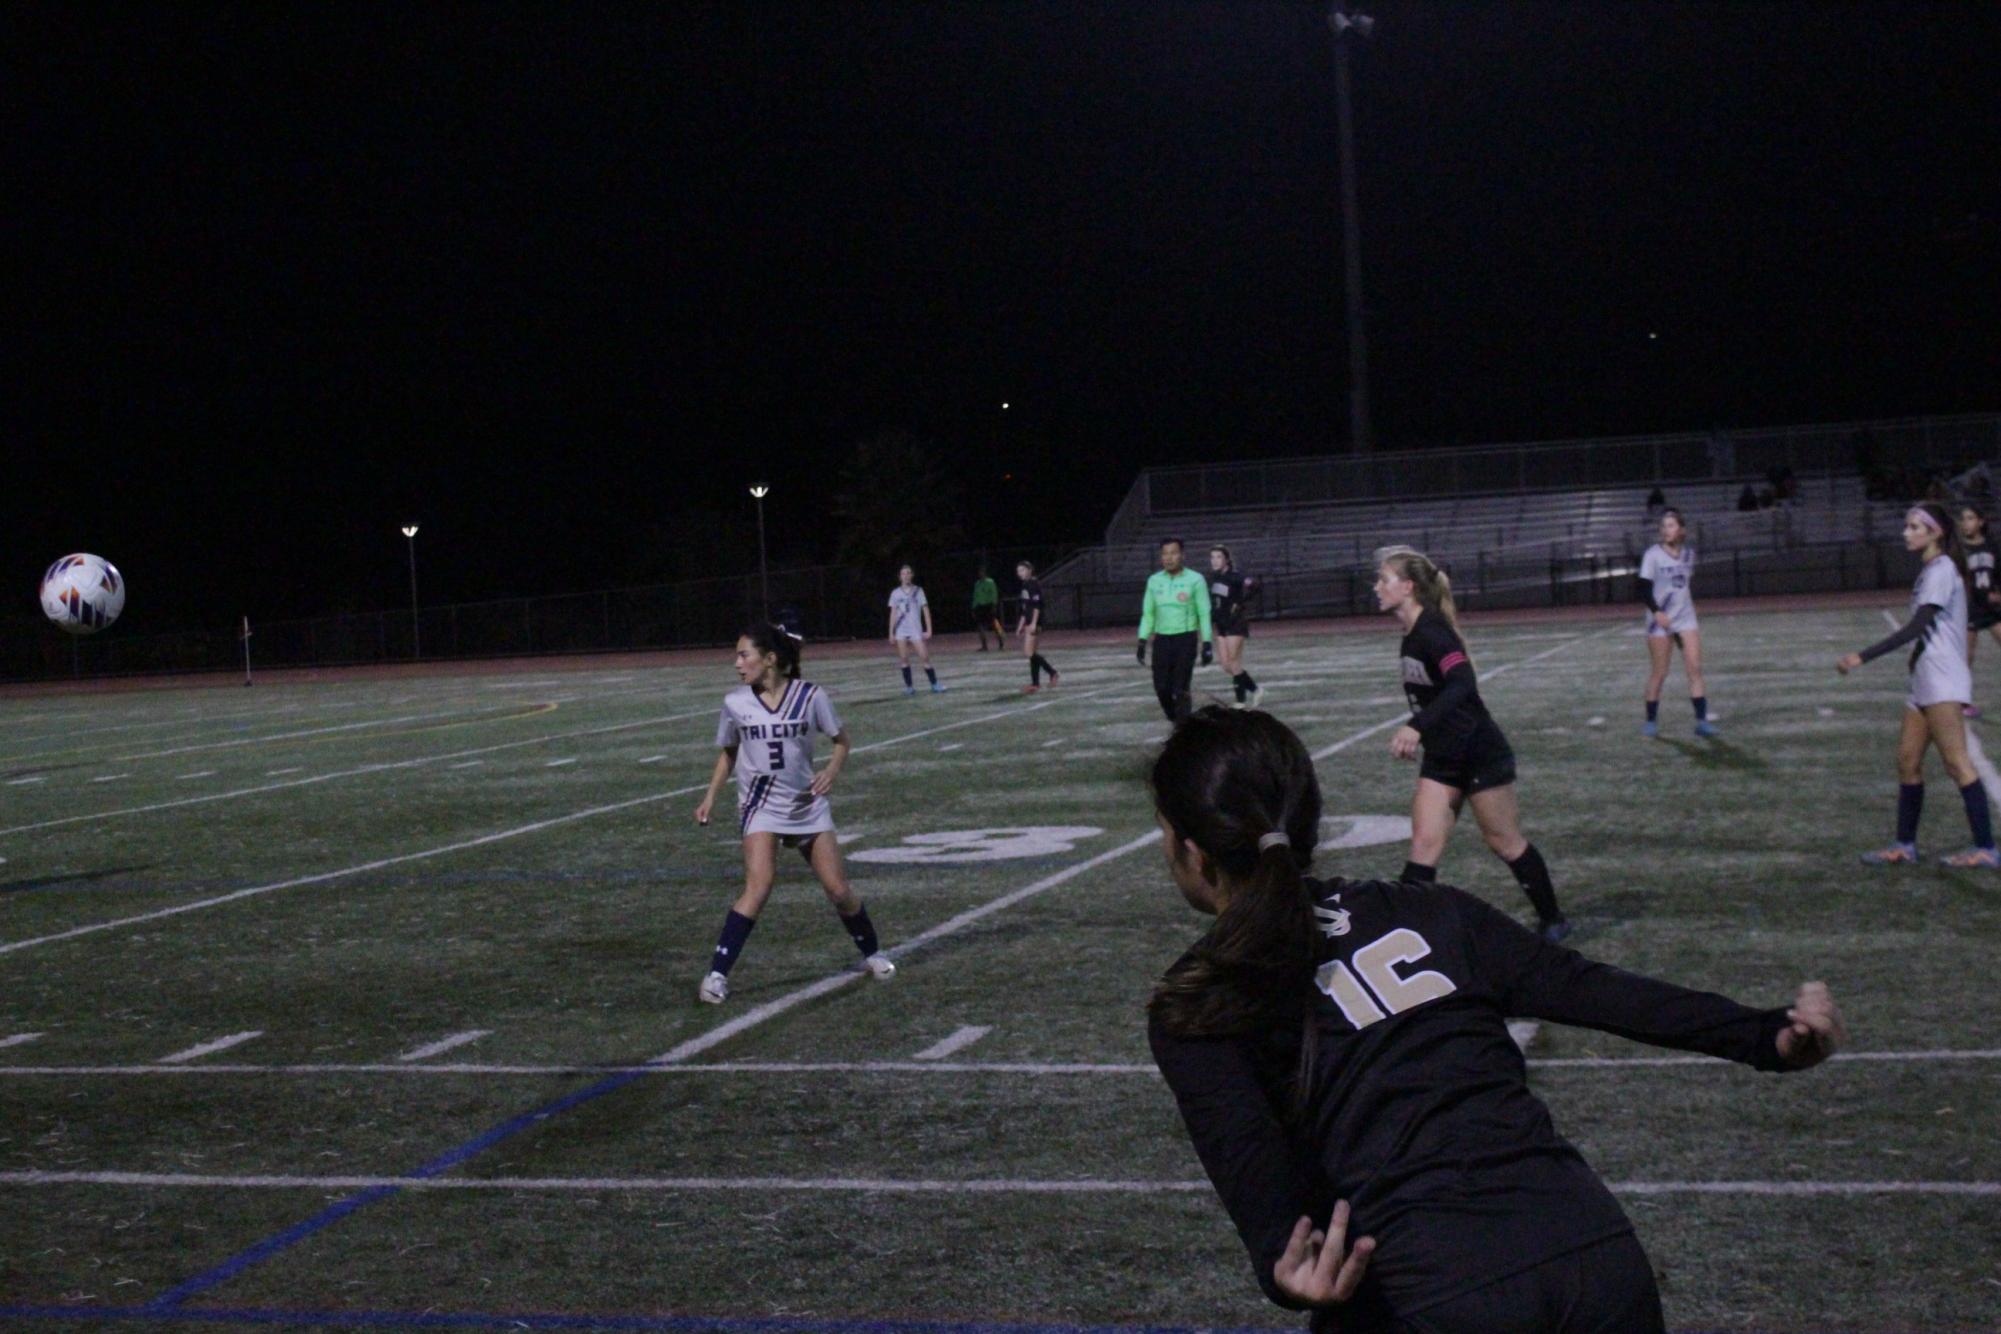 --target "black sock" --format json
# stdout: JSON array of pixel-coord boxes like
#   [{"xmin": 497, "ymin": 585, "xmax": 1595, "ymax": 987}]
[
  {"xmin": 840, "ymin": 904, "xmax": 880, "ymax": 956},
  {"xmin": 710, "ymin": 909, "xmax": 757, "ymax": 976},
  {"xmin": 1692, "ymin": 696, "xmax": 1708, "ymax": 720},
  {"xmin": 925, "ymin": 666, "xmax": 937, "ymax": 685},
  {"xmin": 900, "ymin": 665, "xmax": 912, "ymax": 688},
  {"xmin": 1897, "ymin": 782, "xmax": 1924, "ymax": 844},
  {"xmin": 1506, "ymin": 843, "xmax": 1563, "ymax": 923},
  {"xmin": 1646, "ymin": 699, "xmax": 1660, "ymax": 723},
  {"xmin": 1032, "ymin": 654, "xmax": 1054, "ymax": 682},
  {"xmin": 1961, "ymin": 781, "xmax": 1994, "ymax": 850},
  {"xmin": 1400, "ymin": 861, "xmax": 1437, "ymax": 885},
  {"xmin": 1238, "ymin": 671, "xmax": 1257, "ymax": 693},
  {"xmin": 1030, "ymin": 656, "xmax": 1042, "ymax": 686}
]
